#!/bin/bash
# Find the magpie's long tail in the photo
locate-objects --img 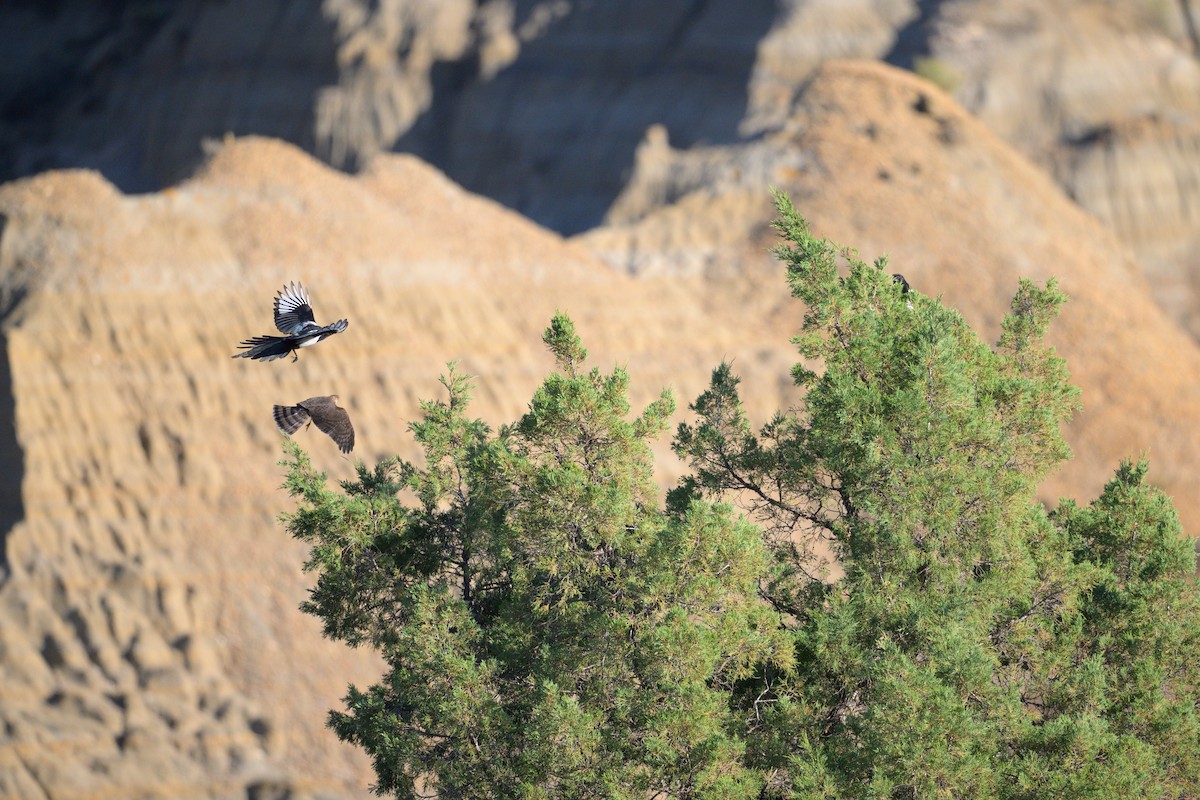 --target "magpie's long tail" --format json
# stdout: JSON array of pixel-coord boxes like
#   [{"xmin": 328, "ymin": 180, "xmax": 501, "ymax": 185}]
[{"xmin": 232, "ymin": 335, "xmax": 294, "ymax": 361}]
